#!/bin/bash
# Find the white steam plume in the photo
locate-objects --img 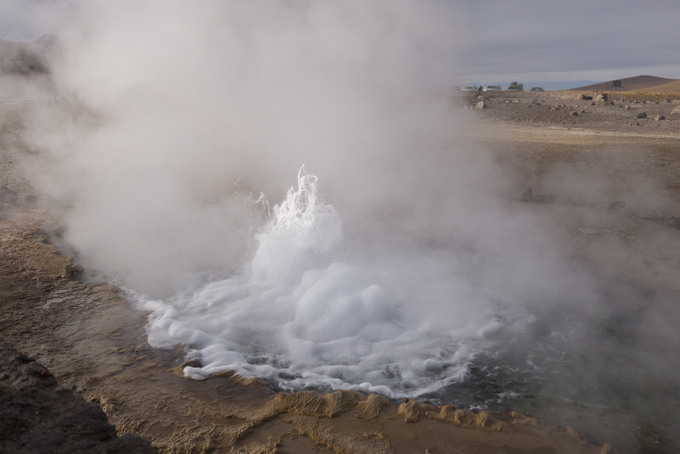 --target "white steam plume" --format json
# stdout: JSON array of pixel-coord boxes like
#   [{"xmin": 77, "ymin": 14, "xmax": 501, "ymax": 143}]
[{"xmin": 23, "ymin": 1, "xmax": 515, "ymax": 297}]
